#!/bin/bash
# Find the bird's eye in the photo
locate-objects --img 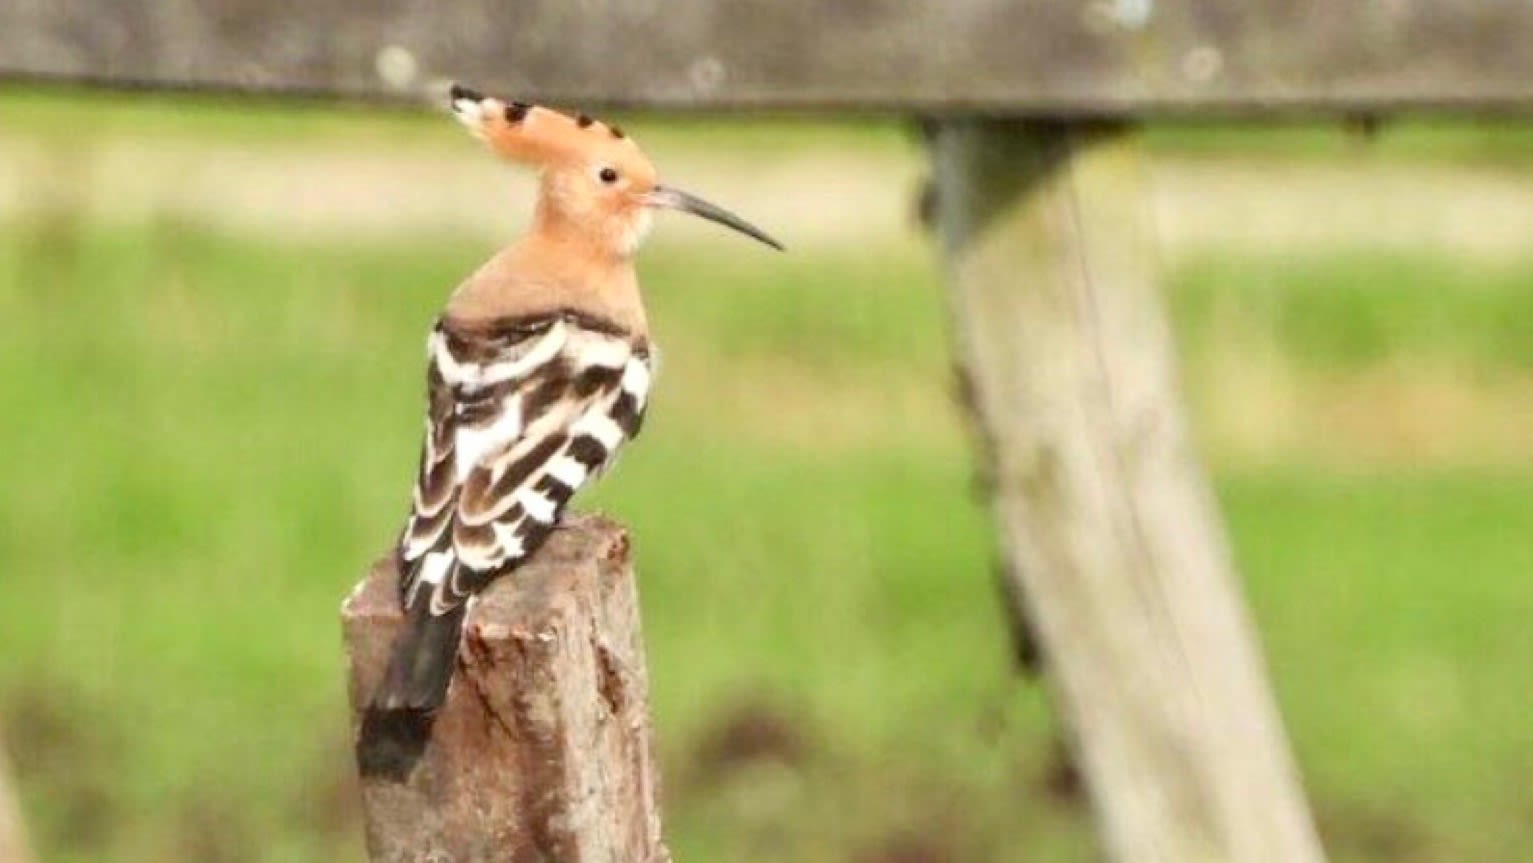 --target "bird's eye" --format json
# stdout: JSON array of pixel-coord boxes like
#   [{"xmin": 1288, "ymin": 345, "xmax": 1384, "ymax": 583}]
[{"xmin": 598, "ymin": 167, "xmax": 619, "ymax": 184}]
